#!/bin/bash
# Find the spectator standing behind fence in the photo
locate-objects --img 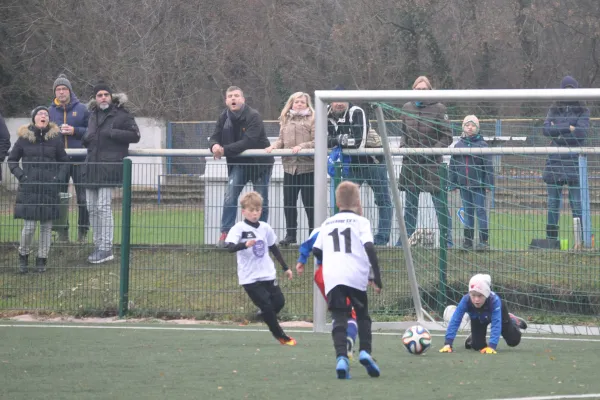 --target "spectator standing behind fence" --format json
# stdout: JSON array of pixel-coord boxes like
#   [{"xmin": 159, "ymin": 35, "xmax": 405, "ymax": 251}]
[
  {"xmin": 82, "ymin": 82, "xmax": 140, "ymax": 264},
  {"xmin": 265, "ymin": 92, "xmax": 315, "ymax": 245},
  {"xmin": 397, "ymin": 76, "xmax": 453, "ymax": 248},
  {"xmin": 48, "ymin": 74, "xmax": 90, "ymax": 242},
  {"xmin": 327, "ymin": 85, "xmax": 393, "ymax": 246},
  {"xmin": 209, "ymin": 86, "xmax": 274, "ymax": 248},
  {"xmin": 8, "ymin": 107, "xmax": 69, "ymax": 273},
  {"xmin": 449, "ymin": 116, "xmax": 494, "ymax": 251},
  {"xmin": 542, "ymin": 76, "xmax": 589, "ymax": 243},
  {"xmin": 0, "ymin": 111, "xmax": 10, "ymax": 183}
]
